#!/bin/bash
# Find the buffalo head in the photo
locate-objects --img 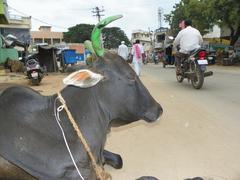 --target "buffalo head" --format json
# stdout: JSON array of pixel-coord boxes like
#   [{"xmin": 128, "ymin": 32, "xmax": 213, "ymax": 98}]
[
  {"xmin": 93, "ymin": 53, "xmax": 163, "ymax": 123},
  {"xmin": 63, "ymin": 15, "xmax": 163, "ymax": 124}
]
